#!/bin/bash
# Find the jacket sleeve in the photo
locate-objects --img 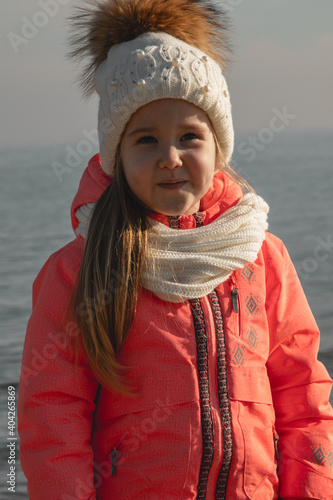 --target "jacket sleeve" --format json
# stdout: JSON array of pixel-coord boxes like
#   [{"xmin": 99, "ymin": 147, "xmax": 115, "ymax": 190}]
[
  {"xmin": 264, "ymin": 234, "xmax": 333, "ymax": 500},
  {"xmin": 18, "ymin": 238, "xmax": 99, "ymax": 500}
]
